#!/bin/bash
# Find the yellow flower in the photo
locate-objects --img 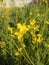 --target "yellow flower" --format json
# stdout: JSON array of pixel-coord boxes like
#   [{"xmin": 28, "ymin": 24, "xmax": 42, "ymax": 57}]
[
  {"xmin": 2, "ymin": 15, "xmax": 4, "ymax": 18},
  {"xmin": 3, "ymin": 1, "xmax": 7, "ymax": 6},
  {"xmin": 14, "ymin": 32, "xmax": 23, "ymax": 41},
  {"xmin": 29, "ymin": 12, "xmax": 33, "ymax": 16},
  {"xmin": 29, "ymin": 19, "xmax": 36, "ymax": 26},
  {"xmin": 20, "ymin": 26, "xmax": 28, "ymax": 34},
  {"xmin": 45, "ymin": 21, "xmax": 49, "ymax": 25},
  {"xmin": 17, "ymin": 23, "xmax": 29, "ymax": 34},
  {"xmin": 45, "ymin": 44, "xmax": 49, "ymax": 48},
  {"xmin": 22, "ymin": 44, "xmax": 26, "ymax": 48},
  {"xmin": 16, "ymin": 10, "xmax": 18, "ymax": 13},
  {"xmin": 33, "ymin": 25, "xmax": 39, "ymax": 31},
  {"xmin": 18, "ymin": 34, "xmax": 23, "ymax": 41},
  {"xmin": 6, "ymin": 7, "xmax": 12, "ymax": 13},
  {"xmin": 18, "ymin": 48, "xmax": 23, "ymax": 52},
  {"xmin": 37, "ymin": 38, "xmax": 43, "ymax": 43},
  {"xmin": 37, "ymin": 33, "xmax": 42, "ymax": 37},
  {"xmin": 37, "ymin": 13, "xmax": 40, "ymax": 17},
  {"xmin": 31, "ymin": 33, "xmax": 37, "ymax": 43},
  {"xmin": 16, "ymin": 23, "xmax": 29, "ymax": 41},
  {"xmin": 15, "ymin": 52, "xmax": 20, "ymax": 56},
  {"xmin": 8, "ymin": 27, "xmax": 13, "ymax": 34},
  {"xmin": 37, "ymin": 33, "xmax": 43, "ymax": 43},
  {"xmin": 17, "ymin": 23, "xmax": 22, "ymax": 29},
  {"xmin": 0, "ymin": 41, "xmax": 6, "ymax": 48},
  {"xmin": 47, "ymin": 45, "xmax": 49, "ymax": 47},
  {"xmin": 33, "ymin": 37, "xmax": 37, "ymax": 42},
  {"xmin": 14, "ymin": 32, "xmax": 20, "ymax": 36}
]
